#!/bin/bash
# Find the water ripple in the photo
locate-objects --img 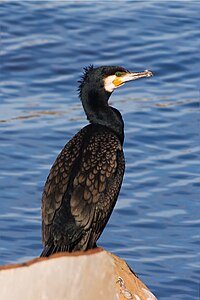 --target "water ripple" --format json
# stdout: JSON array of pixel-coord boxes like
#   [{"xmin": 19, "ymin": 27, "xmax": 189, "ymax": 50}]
[{"xmin": 1, "ymin": 1, "xmax": 199, "ymax": 299}]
